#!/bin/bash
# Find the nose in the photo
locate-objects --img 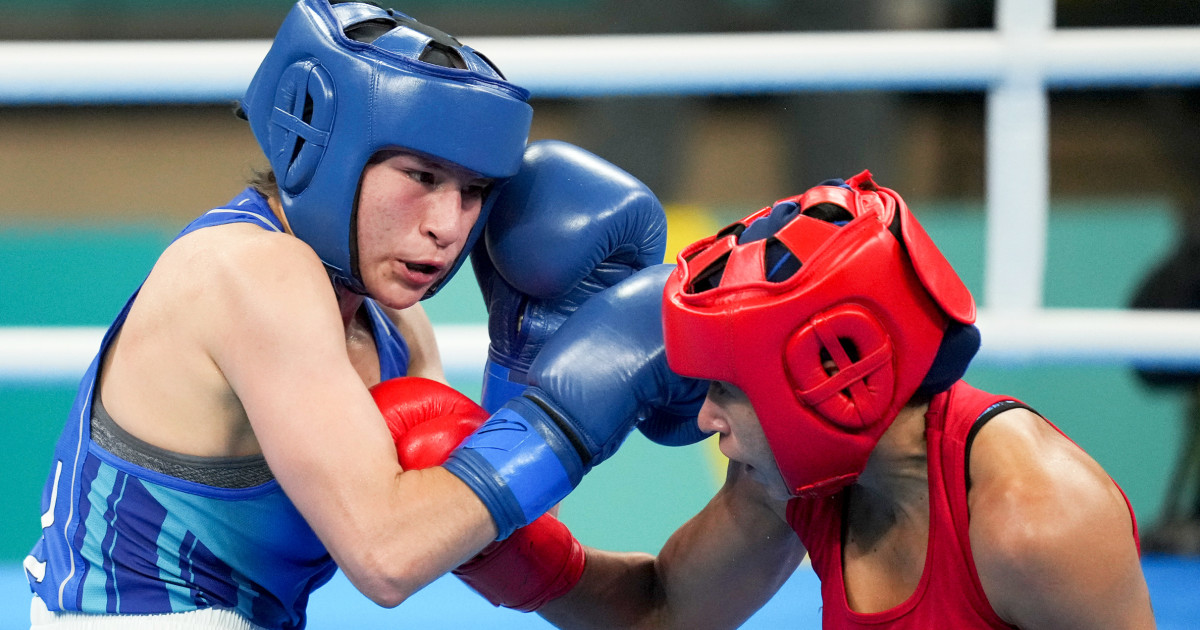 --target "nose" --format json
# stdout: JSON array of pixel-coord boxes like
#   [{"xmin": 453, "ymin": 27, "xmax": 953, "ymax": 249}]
[
  {"xmin": 696, "ymin": 395, "xmax": 729, "ymax": 436},
  {"xmin": 421, "ymin": 189, "xmax": 473, "ymax": 248}
]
